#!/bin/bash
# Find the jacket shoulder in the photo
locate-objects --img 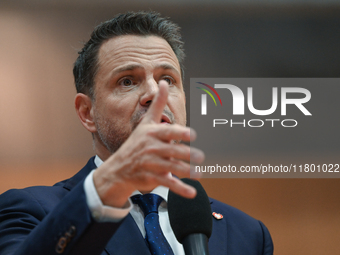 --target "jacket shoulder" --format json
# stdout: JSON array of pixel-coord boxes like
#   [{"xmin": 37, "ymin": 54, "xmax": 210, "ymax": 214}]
[
  {"xmin": 210, "ymin": 197, "xmax": 258, "ymax": 222},
  {"xmin": 209, "ymin": 197, "xmax": 274, "ymax": 255}
]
